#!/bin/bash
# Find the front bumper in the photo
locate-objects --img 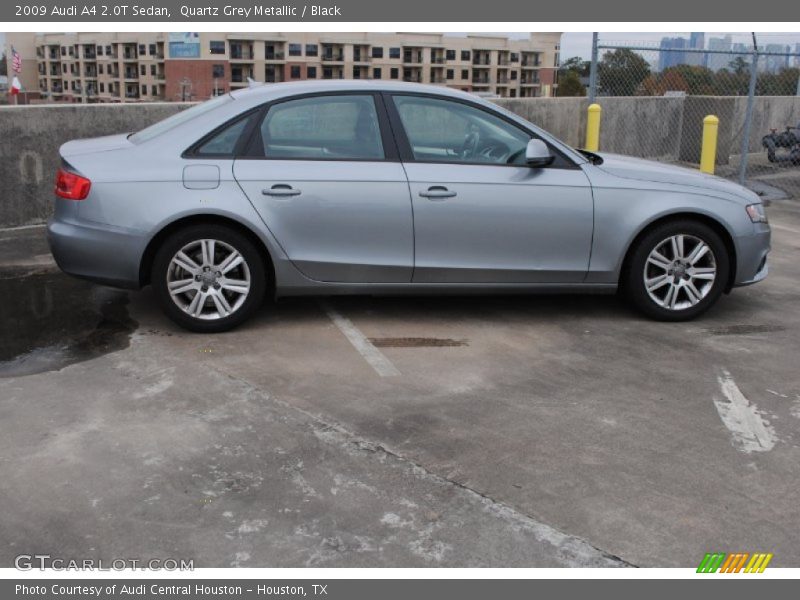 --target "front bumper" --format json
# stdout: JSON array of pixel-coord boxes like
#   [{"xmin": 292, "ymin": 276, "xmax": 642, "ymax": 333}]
[
  {"xmin": 47, "ymin": 217, "xmax": 146, "ymax": 289},
  {"xmin": 733, "ymin": 224, "xmax": 771, "ymax": 287}
]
